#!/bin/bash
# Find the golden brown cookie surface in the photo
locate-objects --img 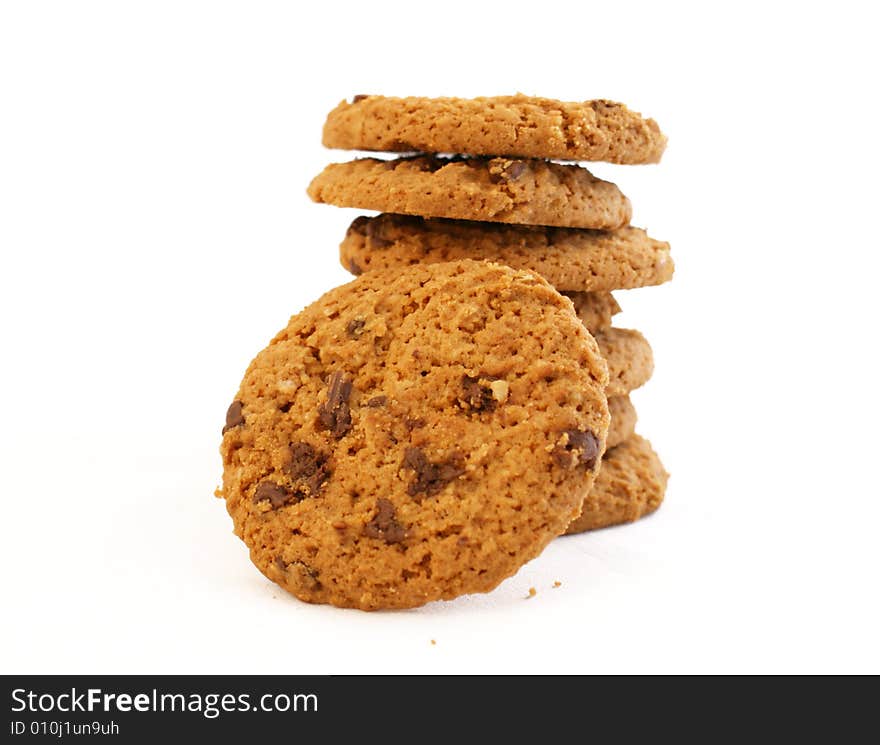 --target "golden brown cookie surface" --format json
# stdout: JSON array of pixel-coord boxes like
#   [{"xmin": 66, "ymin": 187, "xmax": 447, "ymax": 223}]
[
  {"xmin": 219, "ymin": 260, "xmax": 610, "ymax": 610},
  {"xmin": 339, "ymin": 214, "xmax": 673, "ymax": 292},
  {"xmin": 564, "ymin": 435, "xmax": 667, "ymax": 535},
  {"xmin": 607, "ymin": 396, "xmax": 637, "ymax": 449},
  {"xmin": 563, "ymin": 291, "xmax": 621, "ymax": 333},
  {"xmin": 322, "ymin": 94, "xmax": 666, "ymax": 164},
  {"xmin": 308, "ymin": 156, "xmax": 631, "ymax": 229},
  {"xmin": 595, "ymin": 328, "xmax": 654, "ymax": 396}
]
